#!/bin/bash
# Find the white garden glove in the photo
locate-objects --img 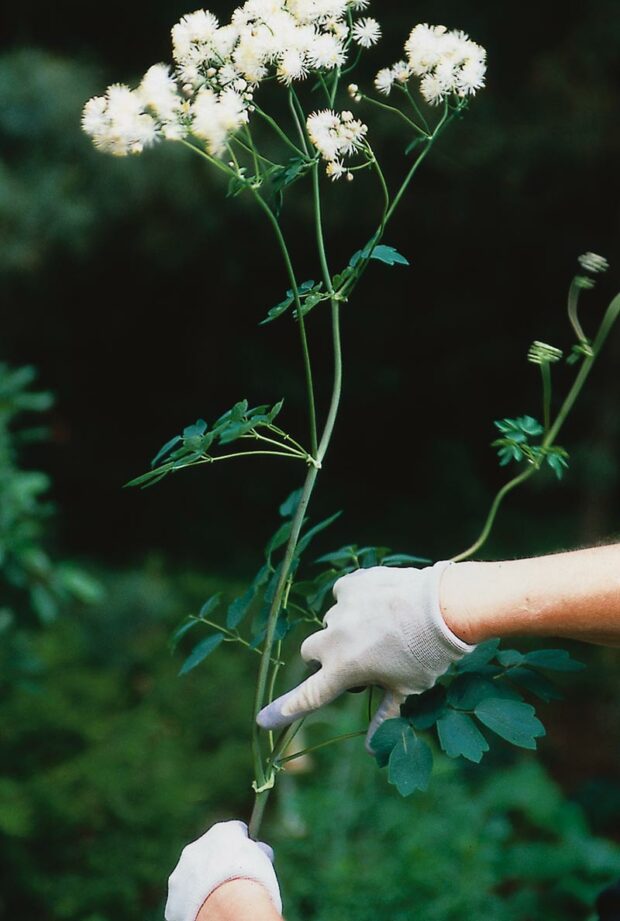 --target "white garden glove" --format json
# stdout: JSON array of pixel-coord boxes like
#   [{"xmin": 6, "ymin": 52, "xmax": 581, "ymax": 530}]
[
  {"xmin": 257, "ymin": 561, "xmax": 475, "ymax": 749},
  {"xmin": 165, "ymin": 820, "xmax": 282, "ymax": 921}
]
